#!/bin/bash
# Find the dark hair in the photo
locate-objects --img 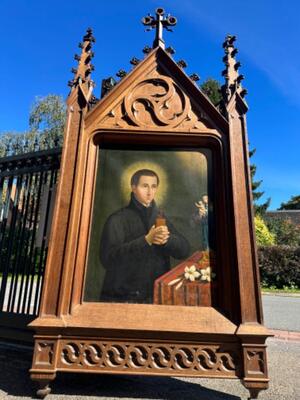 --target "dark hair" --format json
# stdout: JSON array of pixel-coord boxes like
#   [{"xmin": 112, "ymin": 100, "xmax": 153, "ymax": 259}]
[{"xmin": 130, "ymin": 169, "xmax": 159, "ymax": 186}]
